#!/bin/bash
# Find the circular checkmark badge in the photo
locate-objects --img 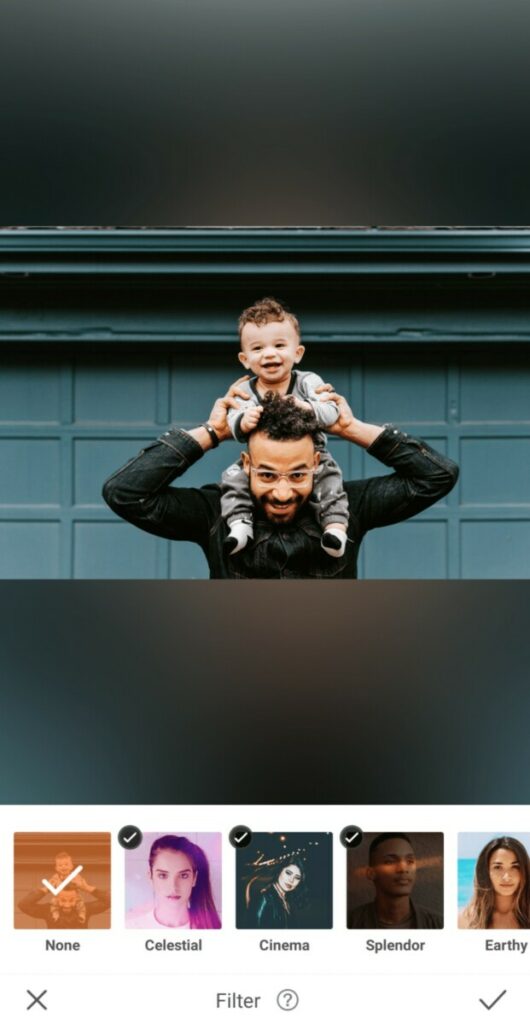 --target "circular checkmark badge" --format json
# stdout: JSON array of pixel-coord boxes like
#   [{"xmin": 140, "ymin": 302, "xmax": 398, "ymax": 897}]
[
  {"xmin": 340, "ymin": 825, "xmax": 363, "ymax": 849},
  {"xmin": 118, "ymin": 825, "xmax": 143, "ymax": 850},
  {"xmin": 229, "ymin": 825, "xmax": 253, "ymax": 849}
]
